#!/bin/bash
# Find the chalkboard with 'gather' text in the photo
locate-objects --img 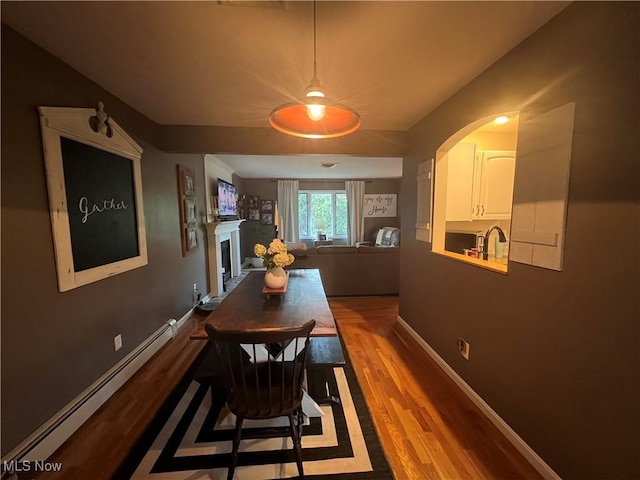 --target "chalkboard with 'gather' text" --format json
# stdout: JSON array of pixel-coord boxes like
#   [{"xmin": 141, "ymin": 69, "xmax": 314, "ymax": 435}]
[
  {"xmin": 61, "ymin": 137, "xmax": 139, "ymax": 272},
  {"xmin": 39, "ymin": 104, "xmax": 147, "ymax": 292}
]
